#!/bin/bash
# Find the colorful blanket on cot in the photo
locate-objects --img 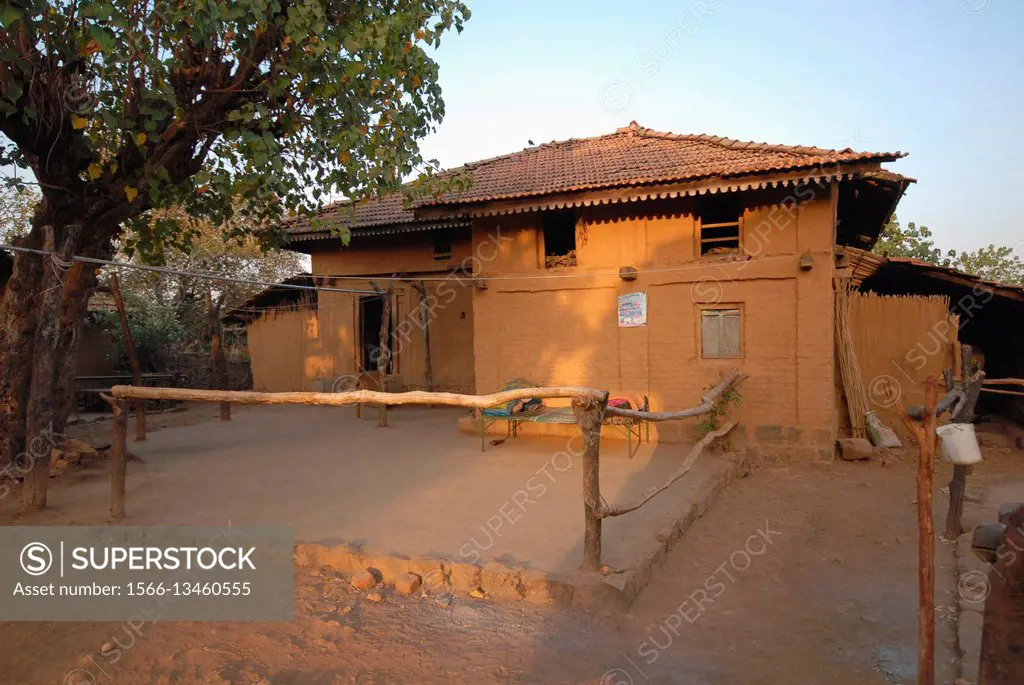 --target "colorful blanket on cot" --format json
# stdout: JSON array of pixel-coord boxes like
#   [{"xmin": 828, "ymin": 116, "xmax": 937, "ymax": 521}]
[
  {"xmin": 482, "ymin": 378, "xmax": 544, "ymax": 417},
  {"xmin": 484, "ymin": 388, "xmax": 637, "ymax": 421}
]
